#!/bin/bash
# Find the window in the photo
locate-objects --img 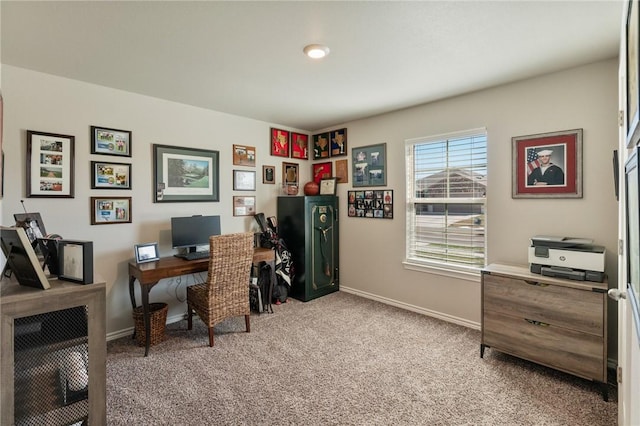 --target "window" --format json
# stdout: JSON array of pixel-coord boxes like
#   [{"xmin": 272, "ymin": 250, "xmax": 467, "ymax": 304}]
[{"xmin": 405, "ymin": 128, "xmax": 487, "ymax": 275}]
